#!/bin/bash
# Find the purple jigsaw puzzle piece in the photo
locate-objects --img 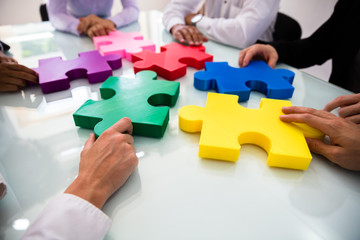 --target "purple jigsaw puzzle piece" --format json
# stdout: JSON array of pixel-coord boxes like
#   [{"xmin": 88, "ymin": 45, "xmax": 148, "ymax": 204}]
[
  {"xmin": 33, "ymin": 50, "xmax": 122, "ymax": 94},
  {"xmin": 194, "ymin": 61, "xmax": 295, "ymax": 101}
]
